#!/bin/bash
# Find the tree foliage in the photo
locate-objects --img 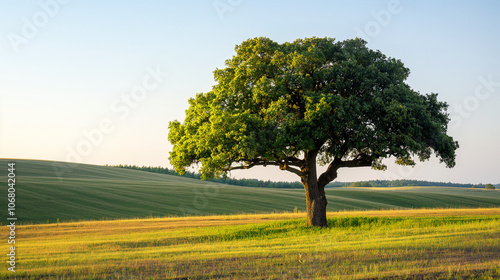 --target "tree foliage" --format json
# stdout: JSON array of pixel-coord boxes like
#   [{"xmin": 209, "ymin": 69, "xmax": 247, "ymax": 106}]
[
  {"xmin": 169, "ymin": 37, "xmax": 457, "ymax": 178},
  {"xmin": 168, "ymin": 37, "xmax": 458, "ymax": 226}
]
